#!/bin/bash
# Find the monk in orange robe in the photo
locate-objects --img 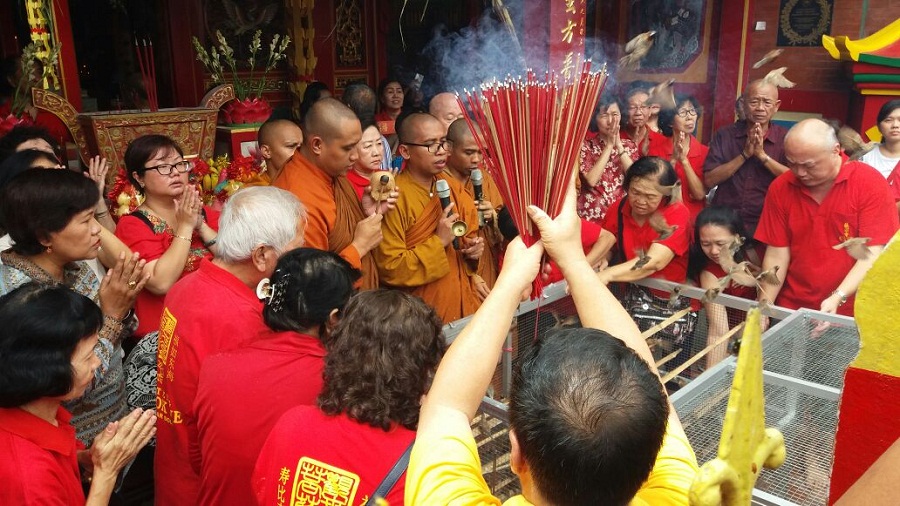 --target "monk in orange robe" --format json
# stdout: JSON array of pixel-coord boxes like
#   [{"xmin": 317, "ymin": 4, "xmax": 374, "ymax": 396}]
[
  {"xmin": 444, "ymin": 119, "xmax": 505, "ymax": 297},
  {"xmin": 374, "ymin": 113, "xmax": 485, "ymax": 323},
  {"xmin": 248, "ymin": 119, "xmax": 303, "ymax": 186},
  {"xmin": 273, "ymin": 98, "xmax": 387, "ymax": 289}
]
